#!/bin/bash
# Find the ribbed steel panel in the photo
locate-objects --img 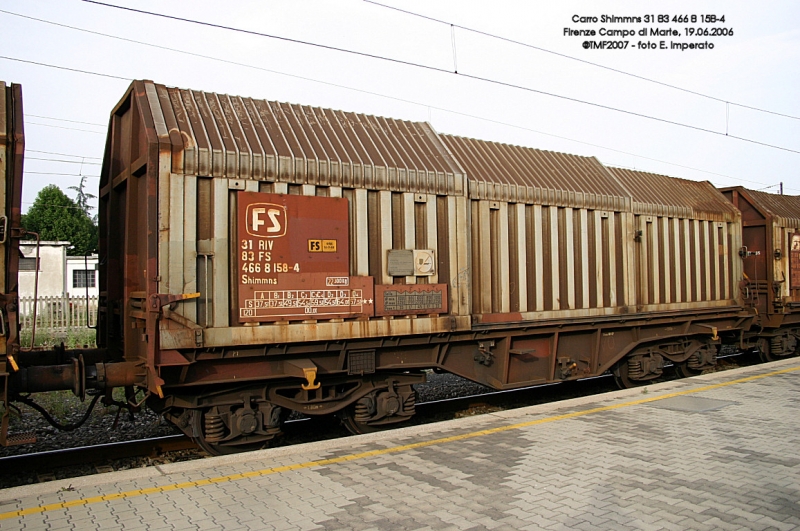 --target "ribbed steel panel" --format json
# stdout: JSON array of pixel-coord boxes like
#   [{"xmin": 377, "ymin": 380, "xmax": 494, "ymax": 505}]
[
  {"xmin": 439, "ymin": 134, "xmax": 630, "ymax": 210},
  {"xmin": 735, "ymin": 188, "xmax": 800, "ymax": 229},
  {"xmin": 608, "ymin": 168, "xmax": 739, "ymax": 222},
  {"xmin": 148, "ymin": 83, "xmax": 465, "ymax": 196}
]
